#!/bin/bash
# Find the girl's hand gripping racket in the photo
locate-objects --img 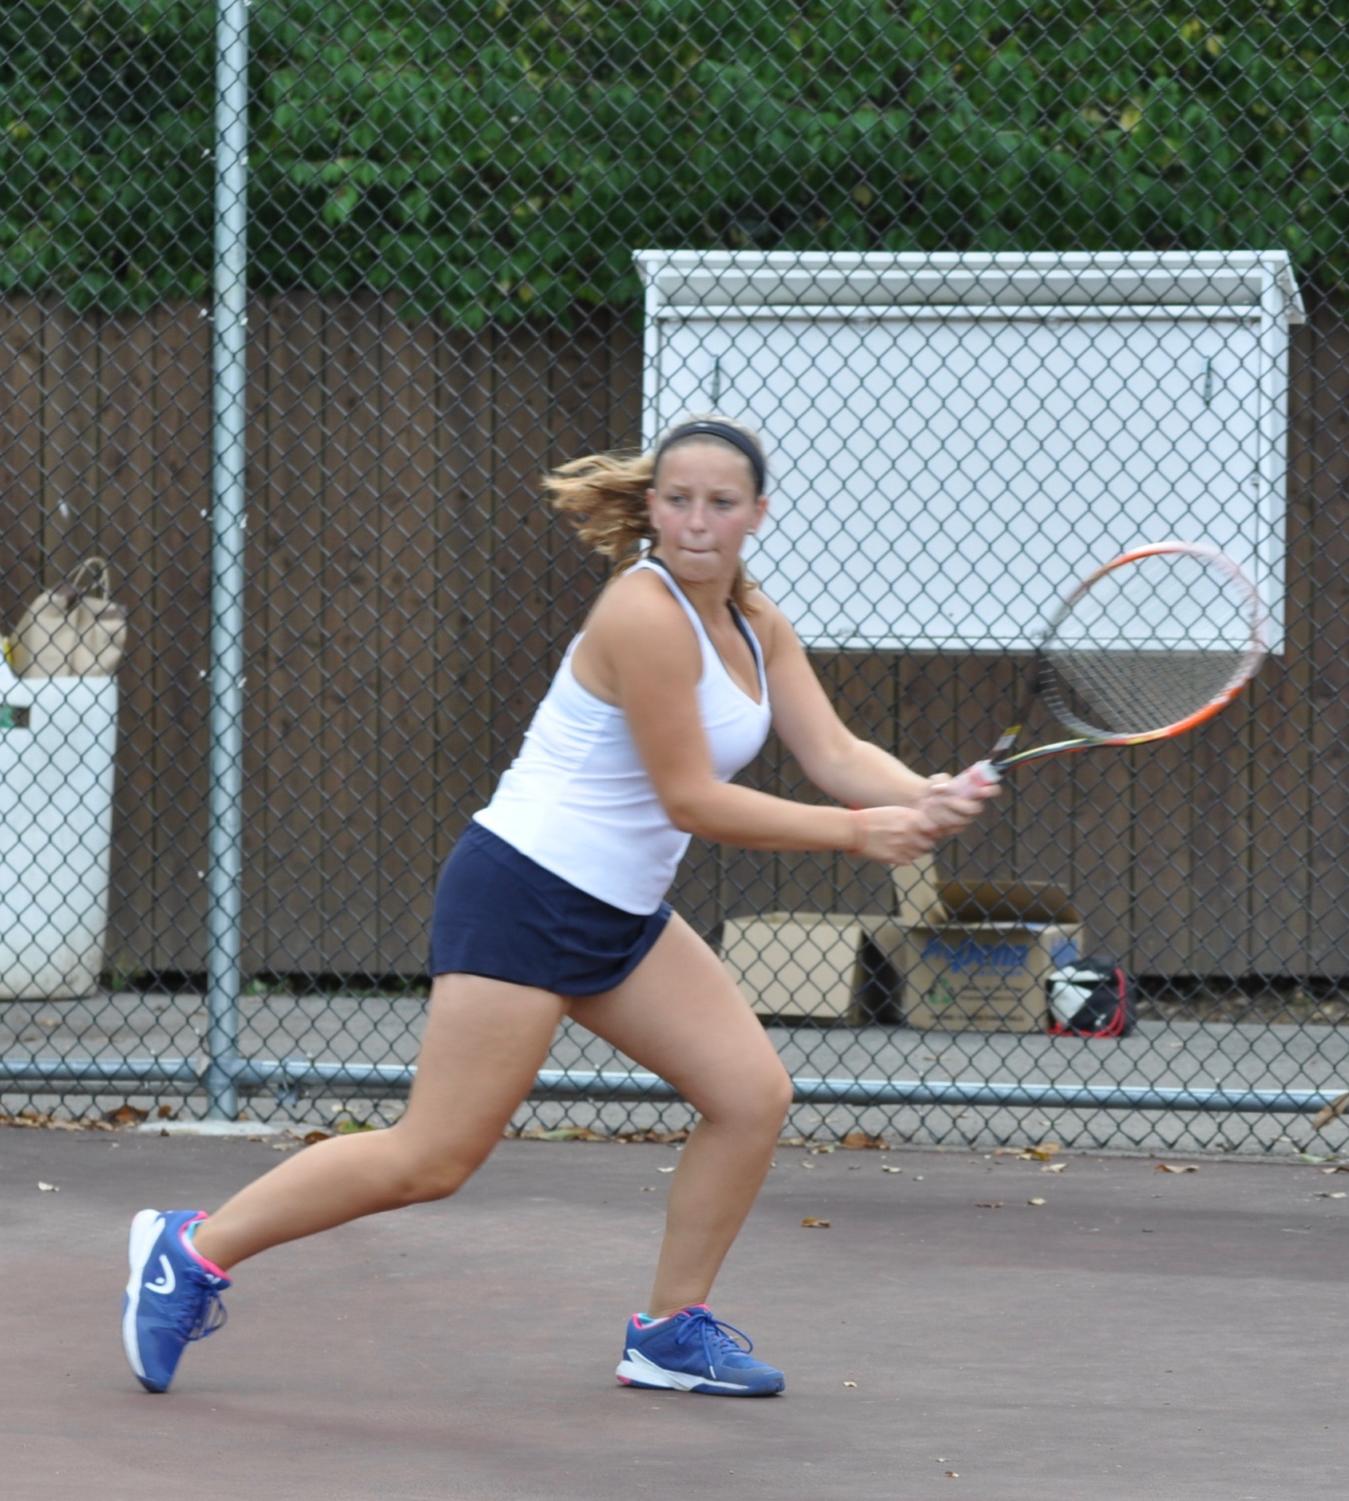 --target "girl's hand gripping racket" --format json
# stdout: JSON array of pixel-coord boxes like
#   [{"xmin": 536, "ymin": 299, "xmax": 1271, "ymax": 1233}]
[{"xmin": 947, "ymin": 540, "xmax": 1267, "ymax": 796}]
